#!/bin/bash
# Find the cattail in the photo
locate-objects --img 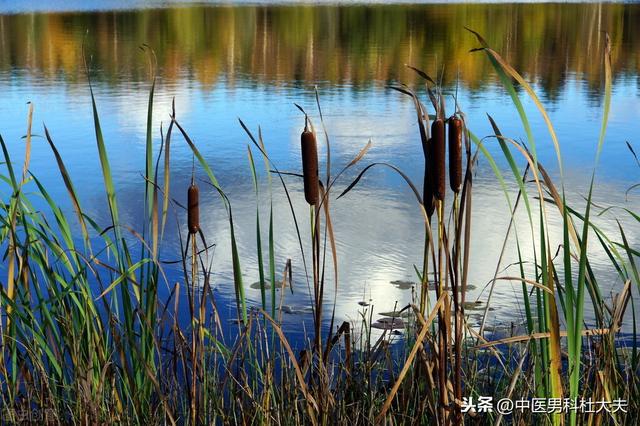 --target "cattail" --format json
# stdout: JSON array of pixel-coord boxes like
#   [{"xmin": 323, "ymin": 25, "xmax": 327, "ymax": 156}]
[
  {"xmin": 430, "ymin": 118, "xmax": 446, "ymax": 201},
  {"xmin": 187, "ymin": 182, "xmax": 200, "ymax": 234},
  {"xmin": 301, "ymin": 122, "xmax": 319, "ymax": 205},
  {"xmin": 448, "ymin": 116, "xmax": 463, "ymax": 193},
  {"xmin": 423, "ymin": 138, "xmax": 435, "ymax": 218}
]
